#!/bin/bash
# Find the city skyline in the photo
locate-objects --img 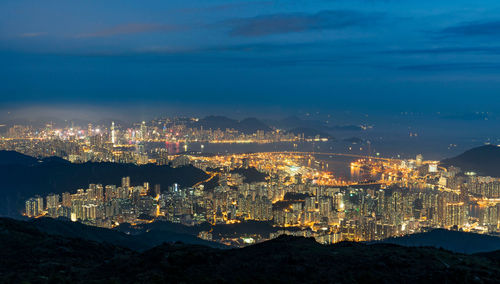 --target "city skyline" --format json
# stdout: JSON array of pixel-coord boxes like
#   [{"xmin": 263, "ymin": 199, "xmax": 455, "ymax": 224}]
[{"xmin": 2, "ymin": 1, "xmax": 500, "ymax": 282}]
